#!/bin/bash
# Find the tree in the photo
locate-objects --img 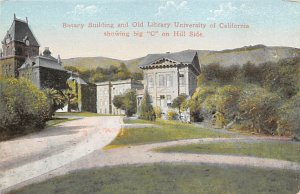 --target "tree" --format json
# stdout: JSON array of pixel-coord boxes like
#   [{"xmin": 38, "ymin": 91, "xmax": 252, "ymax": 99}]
[
  {"xmin": 139, "ymin": 90, "xmax": 156, "ymax": 121},
  {"xmin": 132, "ymin": 72, "xmax": 143, "ymax": 80},
  {"xmin": 171, "ymin": 94, "xmax": 188, "ymax": 114},
  {"xmin": 112, "ymin": 89, "xmax": 137, "ymax": 116},
  {"xmin": 64, "ymin": 79, "xmax": 79, "ymax": 112},
  {"xmin": 112, "ymin": 95, "xmax": 123, "ymax": 110},
  {"xmin": 0, "ymin": 78, "xmax": 50, "ymax": 140},
  {"xmin": 44, "ymin": 88, "xmax": 66, "ymax": 116},
  {"xmin": 238, "ymin": 85, "xmax": 281, "ymax": 134}
]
